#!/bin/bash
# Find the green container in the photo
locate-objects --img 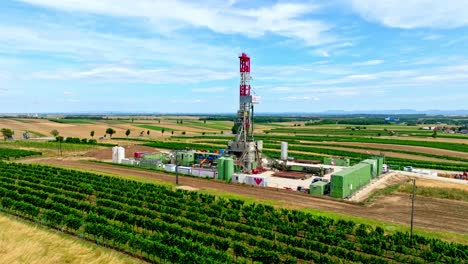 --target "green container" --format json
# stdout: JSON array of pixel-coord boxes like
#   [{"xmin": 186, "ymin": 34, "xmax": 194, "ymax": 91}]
[
  {"xmin": 217, "ymin": 157, "xmax": 225, "ymax": 180},
  {"xmin": 324, "ymin": 157, "xmax": 350, "ymax": 166},
  {"xmin": 360, "ymin": 159, "xmax": 378, "ymax": 178},
  {"xmin": 375, "ymin": 157, "xmax": 383, "ymax": 176},
  {"xmin": 309, "ymin": 181, "xmax": 330, "ymax": 196},
  {"xmin": 143, "ymin": 153, "xmax": 164, "ymax": 160},
  {"xmin": 331, "ymin": 163, "xmax": 372, "ymax": 199},
  {"xmin": 224, "ymin": 158, "xmax": 234, "ymax": 182}
]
